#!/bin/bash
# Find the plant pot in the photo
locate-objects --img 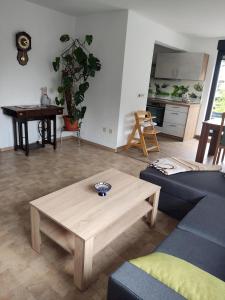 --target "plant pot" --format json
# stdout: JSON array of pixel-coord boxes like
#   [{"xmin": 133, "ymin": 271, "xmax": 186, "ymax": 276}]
[{"xmin": 63, "ymin": 116, "xmax": 79, "ymax": 131}]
